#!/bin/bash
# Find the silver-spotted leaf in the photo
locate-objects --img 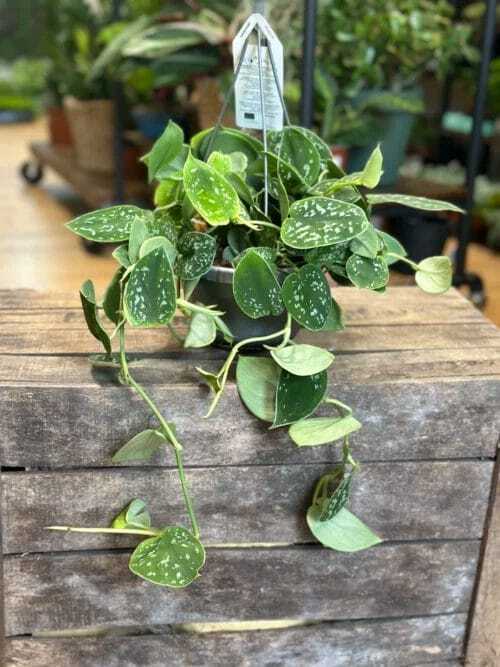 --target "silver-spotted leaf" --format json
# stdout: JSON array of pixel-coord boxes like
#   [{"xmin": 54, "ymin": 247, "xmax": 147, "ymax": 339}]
[
  {"xmin": 281, "ymin": 265, "xmax": 331, "ymax": 330},
  {"xmin": 307, "ymin": 506, "xmax": 381, "ymax": 552},
  {"xmin": 281, "ymin": 197, "xmax": 369, "ymax": 249},
  {"xmin": 289, "ymin": 414, "xmax": 361, "ymax": 447},
  {"xmin": 270, "ymin": 344, "xmax": 334, "ymax": 376},
  {"xmin": 129, "ymin": 526, "xmax": 205, "ymax": 587},
  {"xmin": 183, "ymin": 152, "xmax": 239, "ymax": 225},
  {"xmin": 176, "ymin": 231, "xmax": 217, "ymax": 280},
  {"xmin": 320, "ymin": 474, "xmax": 353, "ymax": 521},
  {"xmin": 147, "ymin": 209, "xmax": 178, "ymax": 244},
  {"xmin": 124, "ymin": 247, "xmax": 176, "ymax": 327},
  {"xmin": 270, "ymin": 127, "xmax": 321, "ymax": 187},
  {"xmin": 236, "ymin": 356, "xmax": 280, "ymax": 422},
  {"xmin": 233, "ymin": 250, "xmax": 284, "ymax": 319},
  {"xmin": 80, "ymin": 280, "xmax": 111, "ymax": 355},
  {"xmin": 140, "ymin": 236, "xmax": 177, "ymax": 265},
  {"xmin": 67, "ymin": 205, "xmax": 150, "ymax": 242},
  {"xmin": 346, "ymin": 255, "xmax": 389, "ymax": 290},
  {"xmin": 273, "ymin": 369, "xmax": 328, "ymax": 428},
  {"xmin": 367, "ymin": 193, "xmax": 463, "ymax": 213},
  {"xmin": 184, "ymin": 312, "xmax": 216, "ymax": 348}
]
